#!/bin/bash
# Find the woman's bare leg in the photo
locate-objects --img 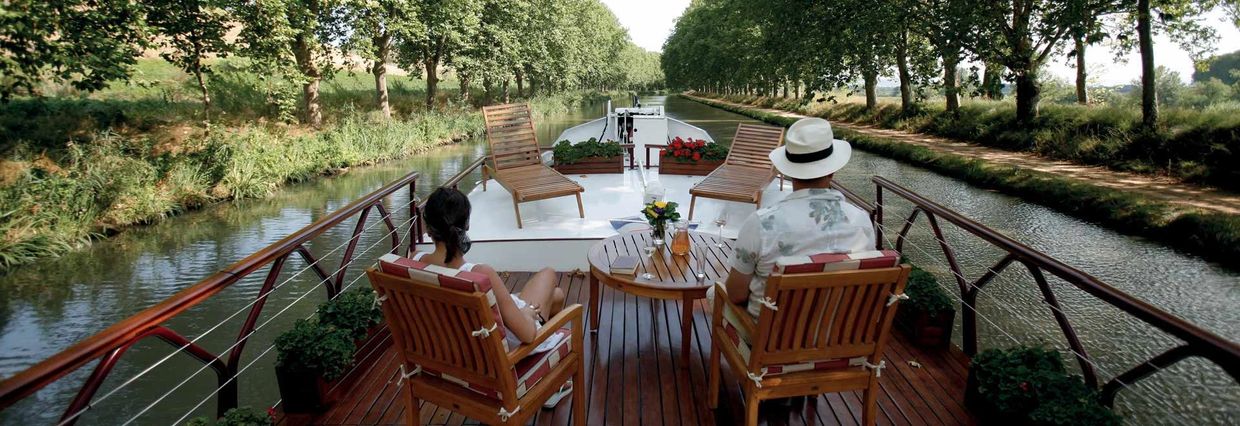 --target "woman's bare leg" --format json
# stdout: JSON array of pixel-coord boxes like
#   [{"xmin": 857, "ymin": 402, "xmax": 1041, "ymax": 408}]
[
  {"xmin": 550, "ymin": 288, "xmax": 565, "ymax": 316},
  {"xmin": 516, "ymin": 267, "xmax": 559, "ymax": 319}
]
